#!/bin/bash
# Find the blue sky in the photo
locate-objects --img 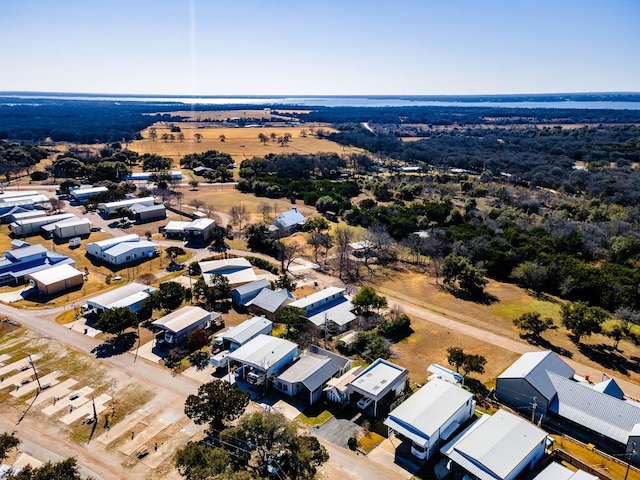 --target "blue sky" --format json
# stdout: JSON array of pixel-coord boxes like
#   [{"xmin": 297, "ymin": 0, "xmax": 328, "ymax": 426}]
[{"xmin": 1, "ymin": 0, "xmax": 638, "ymax": 96}]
